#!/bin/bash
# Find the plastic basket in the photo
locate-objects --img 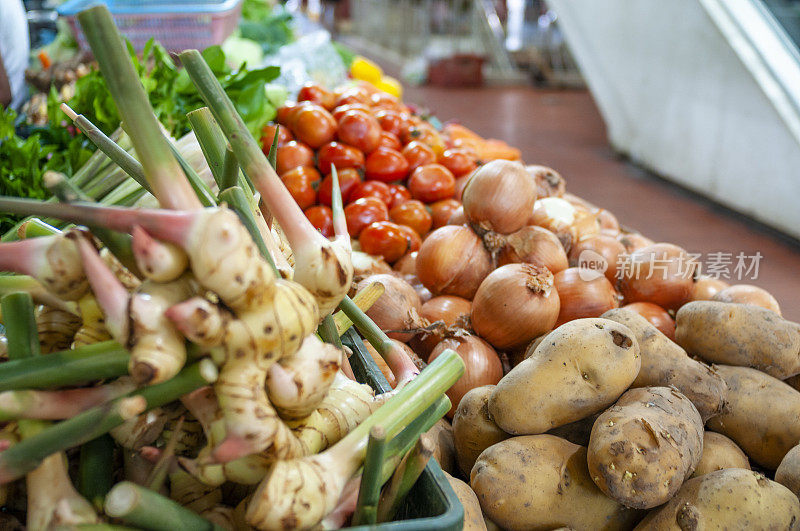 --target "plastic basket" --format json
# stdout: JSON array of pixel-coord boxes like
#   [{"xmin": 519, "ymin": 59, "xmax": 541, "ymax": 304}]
[
  {"xmin": 341, "ymin": 328, "xmax": 464, "ymax": 531},
  {"xmin": 57, "ymin": 0, "xmax": 243, "ymax": 52}
]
